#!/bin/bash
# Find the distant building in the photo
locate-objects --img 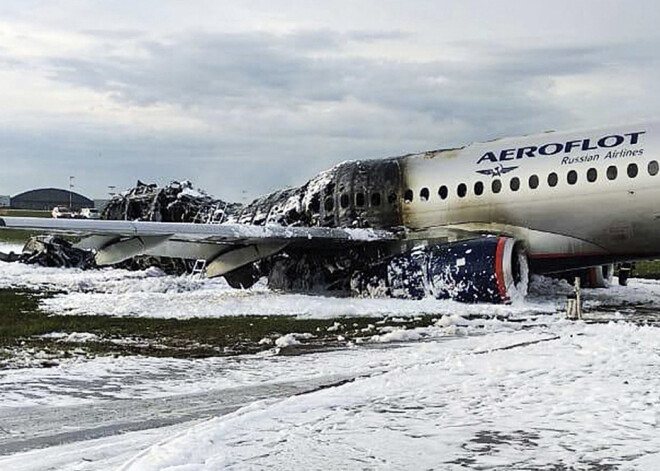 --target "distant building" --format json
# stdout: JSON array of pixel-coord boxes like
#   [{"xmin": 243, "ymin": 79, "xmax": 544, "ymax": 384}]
[
  {"xmin": 10, "ymin": 188, "xmax": 94, "ymax": 211},
  {"xmin": 0, "ymin": 195, "xmax": 9, "ymax": 208}
]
